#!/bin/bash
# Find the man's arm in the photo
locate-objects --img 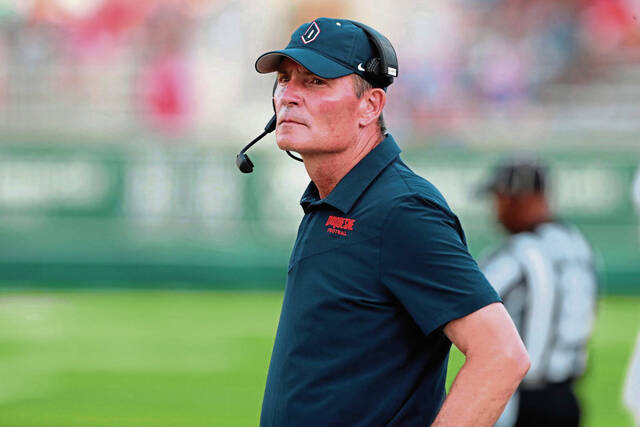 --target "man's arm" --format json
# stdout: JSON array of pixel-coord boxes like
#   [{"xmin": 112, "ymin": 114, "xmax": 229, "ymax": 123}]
[{"xmin": 432, "ymin": 302, "xmax": 530, "ymax": 427}]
